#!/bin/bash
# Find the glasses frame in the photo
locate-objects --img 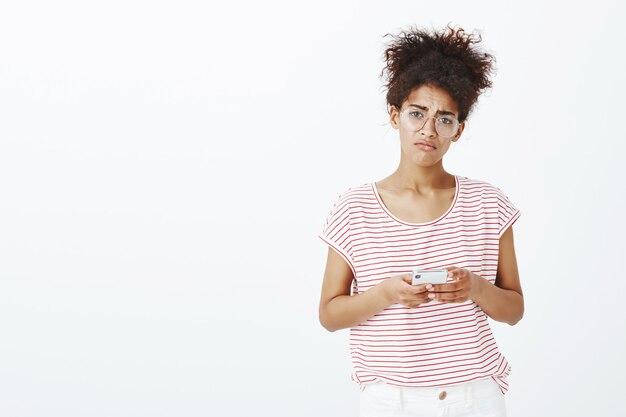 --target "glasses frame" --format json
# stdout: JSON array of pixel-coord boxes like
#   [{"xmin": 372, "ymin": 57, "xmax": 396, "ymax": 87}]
[{"xmin": 397, "ymin": 105, "xmax": 461, "ymax": 139}]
